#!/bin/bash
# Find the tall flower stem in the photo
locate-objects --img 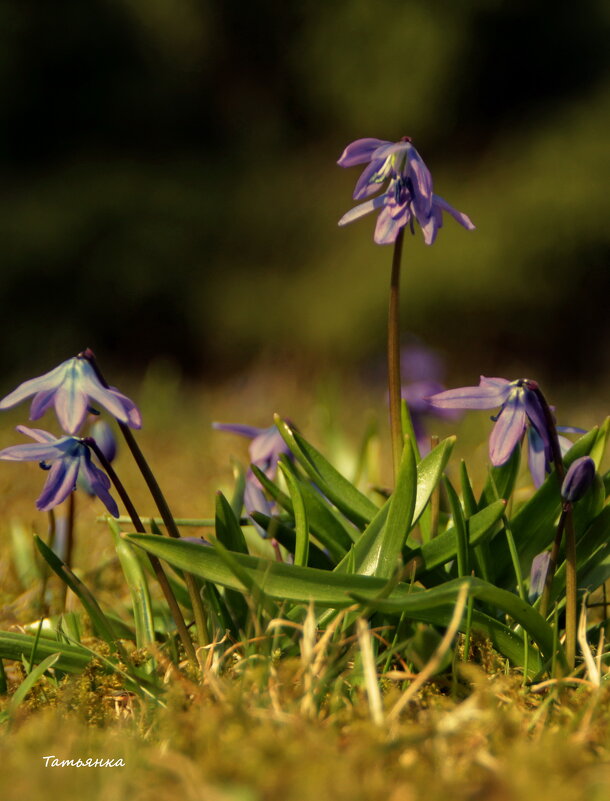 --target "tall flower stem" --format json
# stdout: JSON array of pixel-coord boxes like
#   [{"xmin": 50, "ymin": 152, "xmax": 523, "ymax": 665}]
[
  {"xmin": 388, "ymin": 228, "xmax": 405, "ymax": 480},
  {"xmin": 83, "ymin": 350, "xmax": 209, "ymax": 651},
  {"xmin": 528, "ymin": 382, "xmax": 577, "ymax": 671},
  {"xmin": 85, "ymin": 438, "xmax": 197, "ymax": 665}
]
